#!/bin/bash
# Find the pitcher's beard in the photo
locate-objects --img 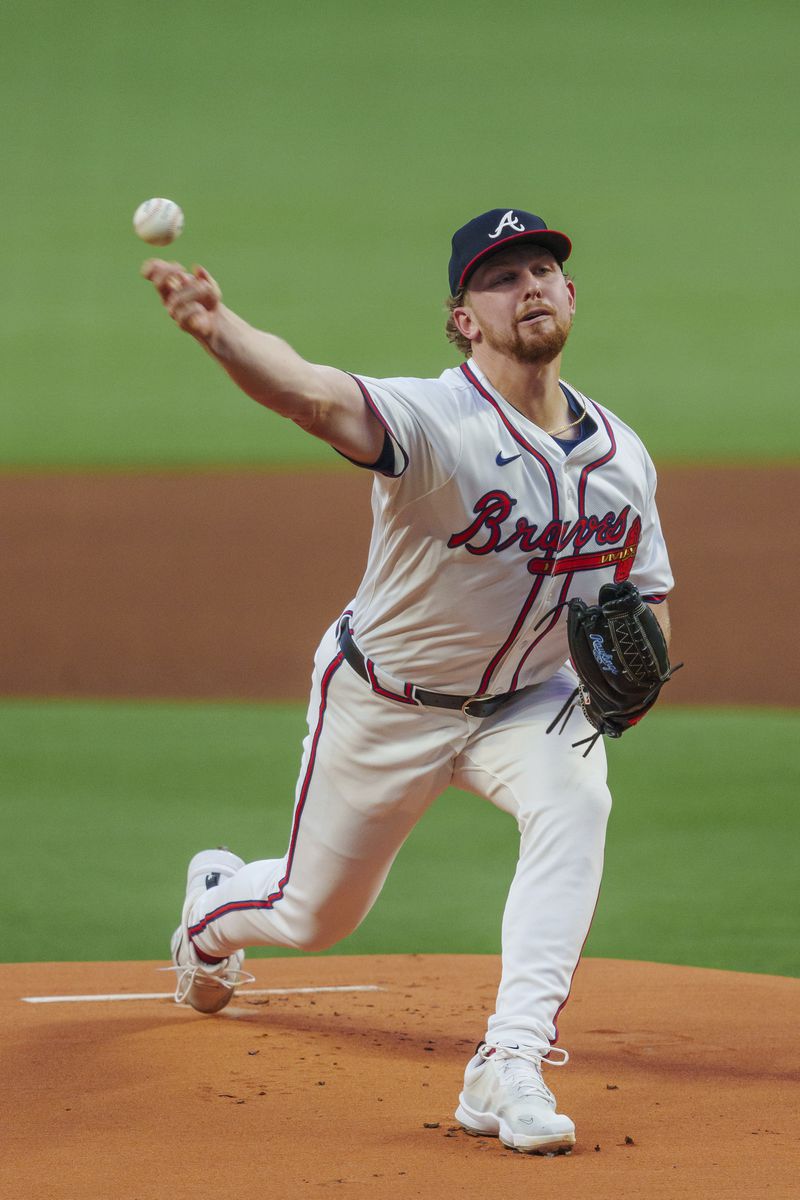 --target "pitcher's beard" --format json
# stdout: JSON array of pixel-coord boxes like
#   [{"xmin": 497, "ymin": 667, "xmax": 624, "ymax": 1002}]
[{"xmin": 487, "ymin": 315, "xmax": 573, "ymax": 365}]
